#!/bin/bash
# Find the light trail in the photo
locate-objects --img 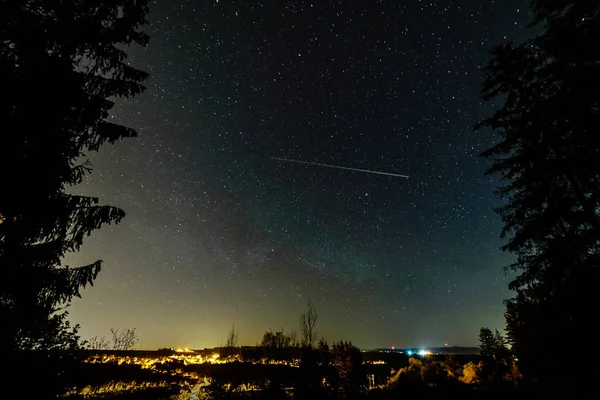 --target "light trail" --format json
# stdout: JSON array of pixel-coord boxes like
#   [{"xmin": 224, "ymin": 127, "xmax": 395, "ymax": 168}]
[{"xmin": 271, "ymin": 157, "xmax": 409, "ymax": 179}]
